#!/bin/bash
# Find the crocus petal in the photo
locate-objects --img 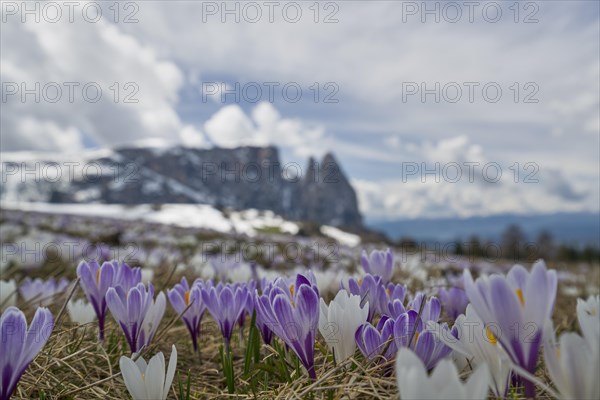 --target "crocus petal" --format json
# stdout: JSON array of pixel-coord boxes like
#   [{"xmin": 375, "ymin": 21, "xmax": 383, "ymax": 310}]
[
  {"xmin": 163, "ymin": 345, "xmax": 177, "ymax": 399},
  {"xmin": 22, "ymin": 307, "xmax": 54, "ymax": 365},
  {"xmin": 145, "ymin": 351, "xmax": 166, "ymax": 399},
  {"xmin": 0, "ymin": 307, "xmax": 27, "ymax": 399},
  {"xmin": 465, "ymin": 363, "xmax": 491, "ymax": 400},
  {"xmin": 120, "ymin": 356, "xmax": 147, "ymax": 400}
]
